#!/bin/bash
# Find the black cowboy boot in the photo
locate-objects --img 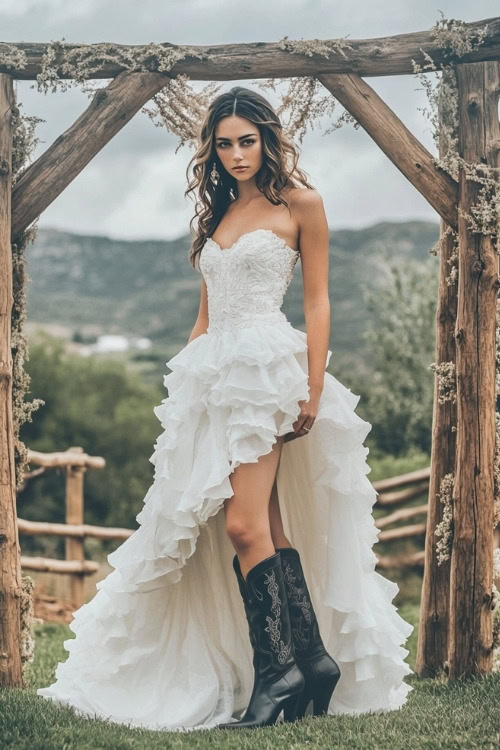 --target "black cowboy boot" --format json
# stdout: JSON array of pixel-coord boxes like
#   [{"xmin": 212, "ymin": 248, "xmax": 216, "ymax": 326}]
[
  {"xmin": 218, "ymin": 552, "xmax": 305, "ymax": 729},
  {"xmin": 277, "ymin": 546, "xmax": 341, "ymax": 718}
]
